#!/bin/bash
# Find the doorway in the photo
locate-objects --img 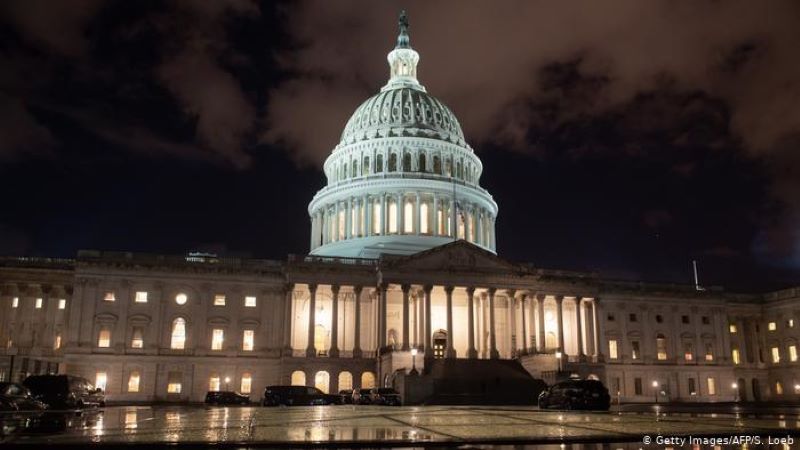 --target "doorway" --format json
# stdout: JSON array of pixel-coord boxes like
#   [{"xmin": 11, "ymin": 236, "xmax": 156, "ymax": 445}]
[{"xmin": 433, "ymin": 330, "xmax": 447, "ymax": 359}]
